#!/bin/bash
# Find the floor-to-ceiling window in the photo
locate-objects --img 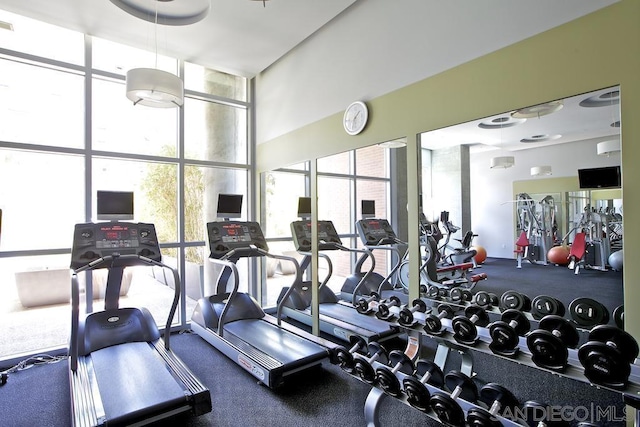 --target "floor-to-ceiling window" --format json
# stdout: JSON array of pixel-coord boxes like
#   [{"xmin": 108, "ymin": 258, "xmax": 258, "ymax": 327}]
[
  {"xmin": 0, "ymin": 10, "xmax": 250, "ymax": 359},
  {"xmin": 261, "ymin": 145, "xmax": 392, "ymax": 307}
]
